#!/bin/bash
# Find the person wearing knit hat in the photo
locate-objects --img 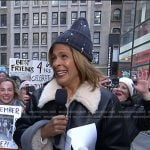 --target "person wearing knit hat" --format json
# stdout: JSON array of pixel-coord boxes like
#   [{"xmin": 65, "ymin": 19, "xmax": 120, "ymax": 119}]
[
  {"xmin": 14, "ymin": 17, "xmax": 130, "ymax": 150},
  {"xmin": 112, "ymin": 77, "xmax": 150, "ymax": 143},
  {"xmin": 120, "ymin": 77, "xmax": 134, "ymax": 96},
  {"xmin": 19, "ymin": 80, "xmax": 35, "ymax": 105},
  {"xmin": 49, "ymin": 17, "xmax": 93, "ymax": 62},
  {"xmin": 113, "ymin": 77, "xmax": 134, "ymax": 102}
]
